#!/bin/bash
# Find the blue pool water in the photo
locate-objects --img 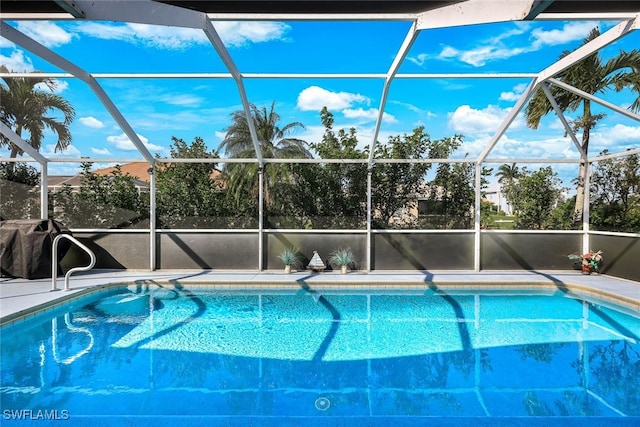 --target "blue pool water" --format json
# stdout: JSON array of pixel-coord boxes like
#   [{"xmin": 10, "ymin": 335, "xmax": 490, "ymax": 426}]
[{"xmin": 1, "ymin": 284, "xmax": 639, "ymax": 426}]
